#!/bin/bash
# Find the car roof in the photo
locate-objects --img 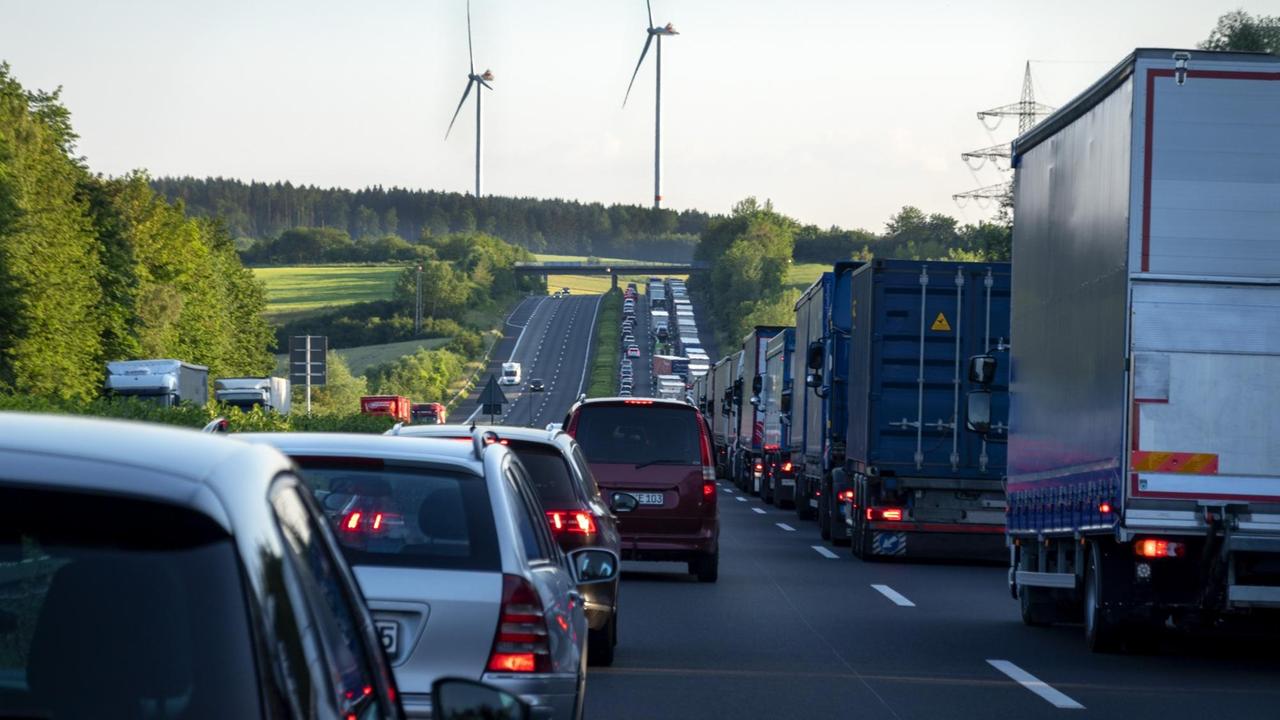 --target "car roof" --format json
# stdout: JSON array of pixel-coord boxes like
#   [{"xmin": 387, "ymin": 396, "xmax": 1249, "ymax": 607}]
[
  {"xmin": 237, "ymin": 432, "xmax": 486, "ymax": 475},
  {"xmin": 0, "ymin": 412, "xmax": 292, "ymax": 531},
  {"xmin": 574, "ymin": 397, "xmax": 696, "ymax": 410},
  {"xmin": 388, "ymin": 424, "xmax": 572, "ymax": 452}
]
